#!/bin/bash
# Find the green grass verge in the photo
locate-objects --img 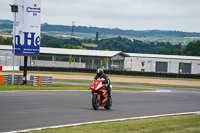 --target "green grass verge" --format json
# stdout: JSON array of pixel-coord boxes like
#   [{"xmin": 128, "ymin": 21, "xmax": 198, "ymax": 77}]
[
  {"xmin": 54, "ymin": 79, "xmax": 200, "ymax": 89},
  {"xmin": 21, "ymin": 114, "xmax": 200, "ymax": 133},
  {"xmin": 6, "ymin": 71, "xmax": 200, "ymax": 81},
  {"xmin": 6, "ymin": 71, "xmax": 95, "ymax": 76},
  {"xmin": 115, "ymin": 81, "xmax": 200, "ymax": 89},
  {"xmin": 54, "ymin": 78, "xmax": 93, "ymax": 83},
  {"xmin": 3, "ymin": 71, "xmax": 200, "ymax": 89},
  {"xmin": 0, "ymin": 84, "xmax": 154, "ymax": 91}
]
